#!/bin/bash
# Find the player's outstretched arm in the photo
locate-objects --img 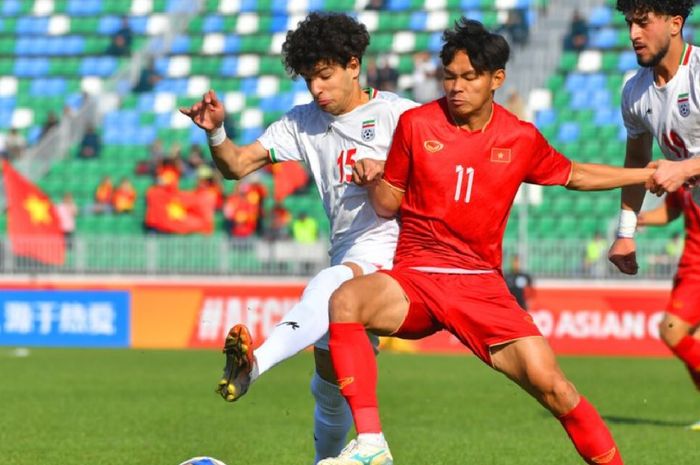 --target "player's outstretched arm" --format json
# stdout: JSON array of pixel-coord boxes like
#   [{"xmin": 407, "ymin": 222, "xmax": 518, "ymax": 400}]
[
  {"xmin": 565, "ymin": 162, "xmax": 654, "ymax": 191},
  {"xmin": 179, "ymin": 90, "xmax": 270, "ymax": 180},
  {"xmin": 647, "ymin": 158, "xmax": 700, "ymax": 196},
  {"xmin": 368, "ymin": 179, "xmax": 404, "ymax": 219},
  {"xmin": 637, "ymin": 202, "xmax": 681, "ymax": 227}
]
